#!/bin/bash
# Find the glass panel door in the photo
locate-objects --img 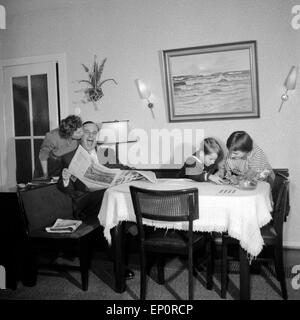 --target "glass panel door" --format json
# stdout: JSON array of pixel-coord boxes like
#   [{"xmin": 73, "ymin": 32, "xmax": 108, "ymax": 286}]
[
  {"xmin": 12, "ymin": 76, "xmax": 31, "ymax": 137},
  {"xmin": 3, "ymin": 62, "xmax": 59, "ymax": 185},
  {"xmin": 31, "ymin": 74, "xmax": 50, "ymax": 136}
]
